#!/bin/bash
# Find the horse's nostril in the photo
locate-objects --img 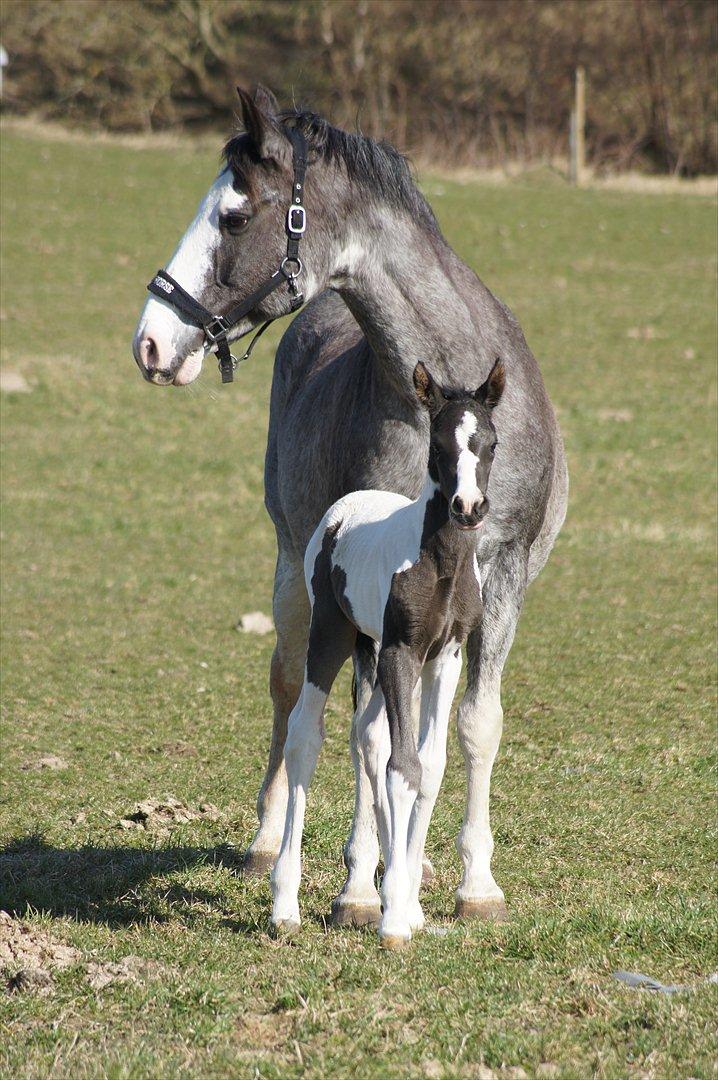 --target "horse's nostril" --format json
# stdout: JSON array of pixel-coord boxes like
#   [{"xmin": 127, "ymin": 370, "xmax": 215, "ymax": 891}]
[
  {"xmin": 451, "ymin": 495, "xmax": 463, "ymax": 514},
  {"xmin": 140, "ymin": 336, "xmax": 159, "ymax": 370}
]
